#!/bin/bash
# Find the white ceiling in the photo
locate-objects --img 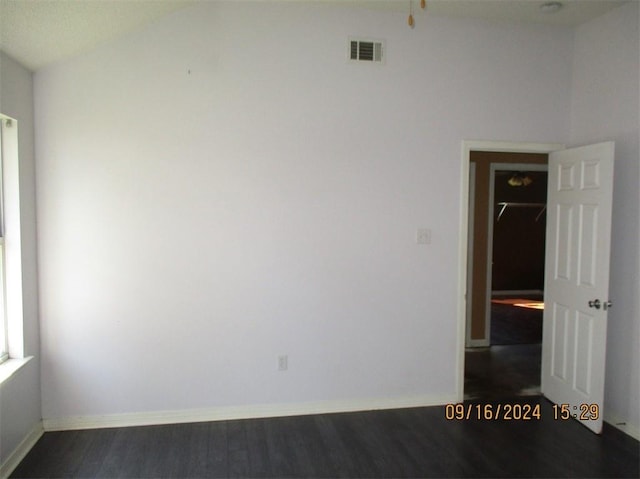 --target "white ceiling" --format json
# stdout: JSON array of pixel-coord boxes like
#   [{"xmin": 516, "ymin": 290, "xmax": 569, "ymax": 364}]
[{"xmin": 0, "ymin": 0, "xmax": 629, "ymax": 72}]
